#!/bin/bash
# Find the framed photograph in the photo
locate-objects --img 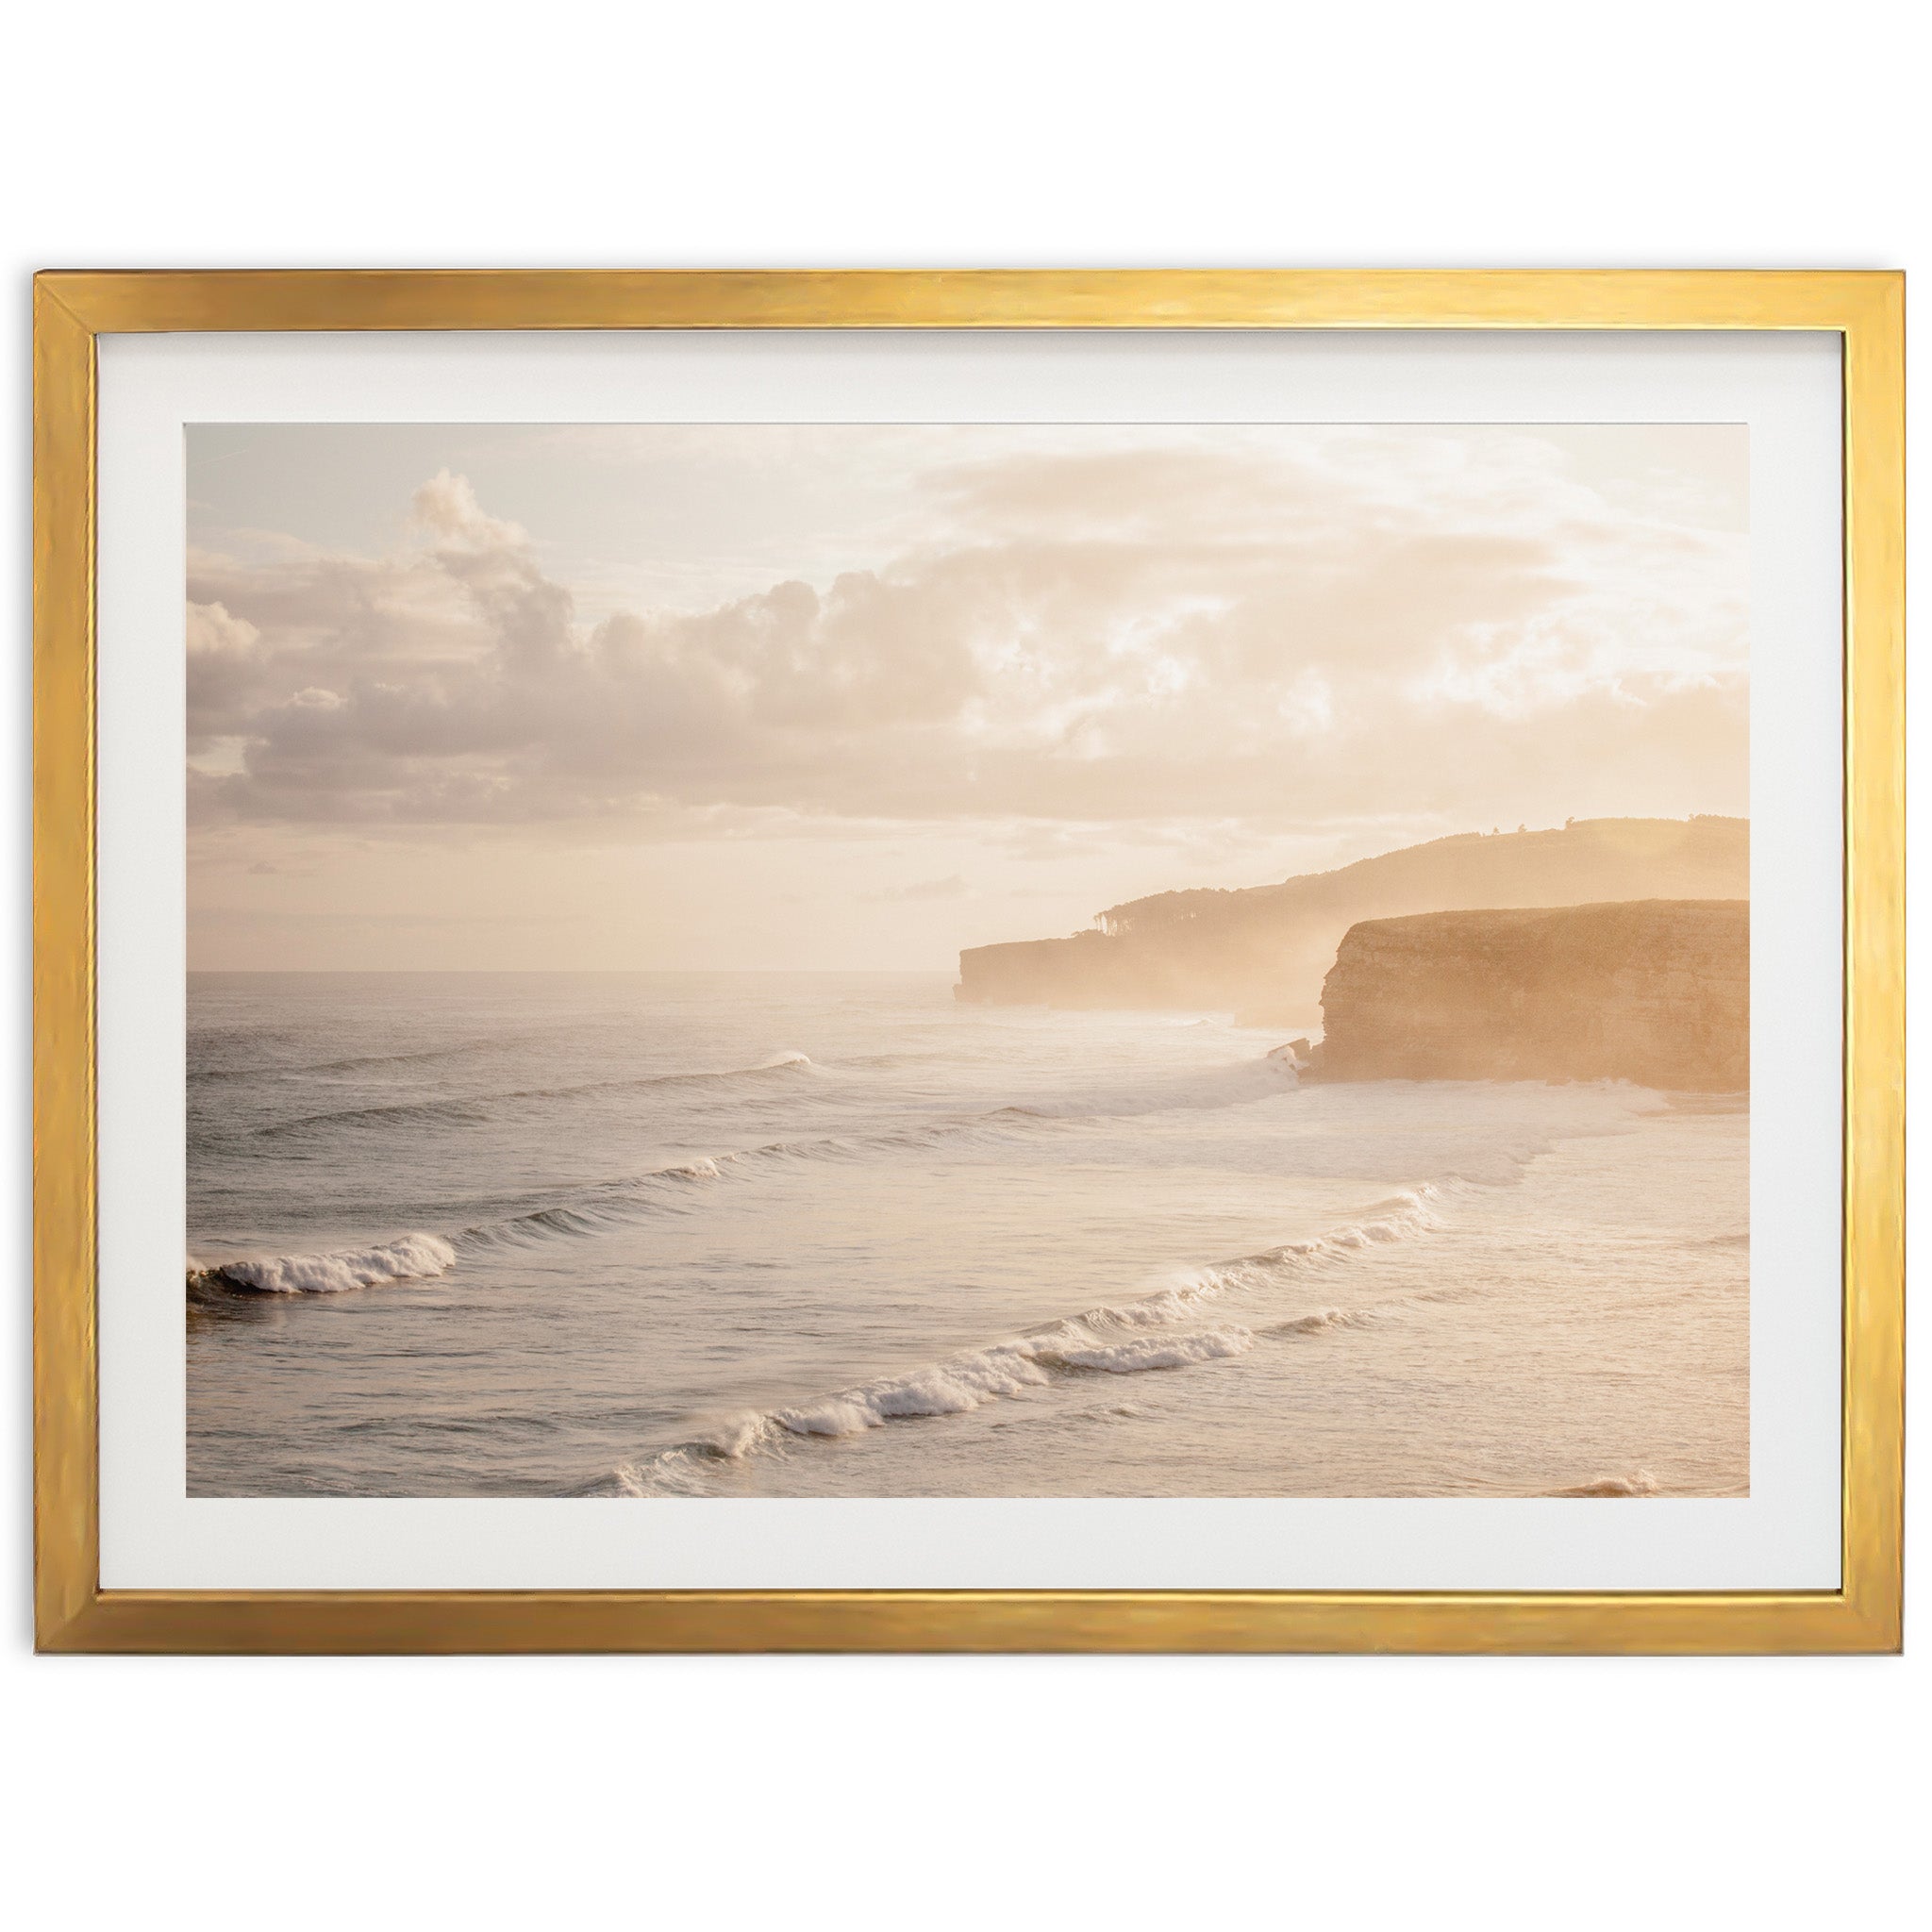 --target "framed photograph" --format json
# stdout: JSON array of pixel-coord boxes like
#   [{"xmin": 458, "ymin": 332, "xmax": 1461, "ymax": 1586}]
[{"xmin": 33, "ymin": 271, "xmax": 1903, "ymax": 1653}]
